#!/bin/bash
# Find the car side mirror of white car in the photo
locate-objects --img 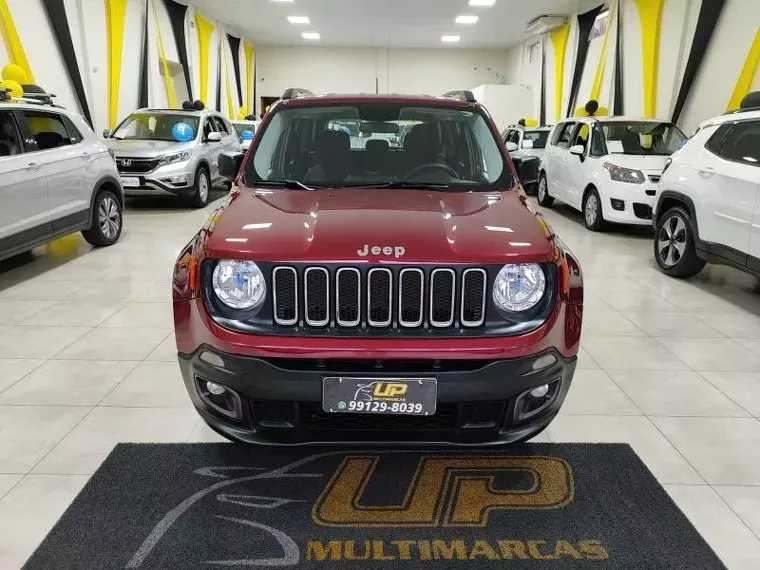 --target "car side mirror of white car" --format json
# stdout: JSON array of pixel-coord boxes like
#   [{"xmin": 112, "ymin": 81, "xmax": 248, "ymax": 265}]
[
  {"xmin": 206, "ymin": 132, "xmax": 223, "ymax": 143},
  {"xmin": 522, "ymin": 139, "xmax": 534, "ymax": 150},
  {"xmin": 569, "ymin": 144, "xmax": 585, "ymax": 157},
  {"xmin": 102, "ymin": 129, "xmax": 112, "ymax": 138},
  {"xmin": 505, "ymin": 141, "xmax": 518, "ymax": 152}
]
